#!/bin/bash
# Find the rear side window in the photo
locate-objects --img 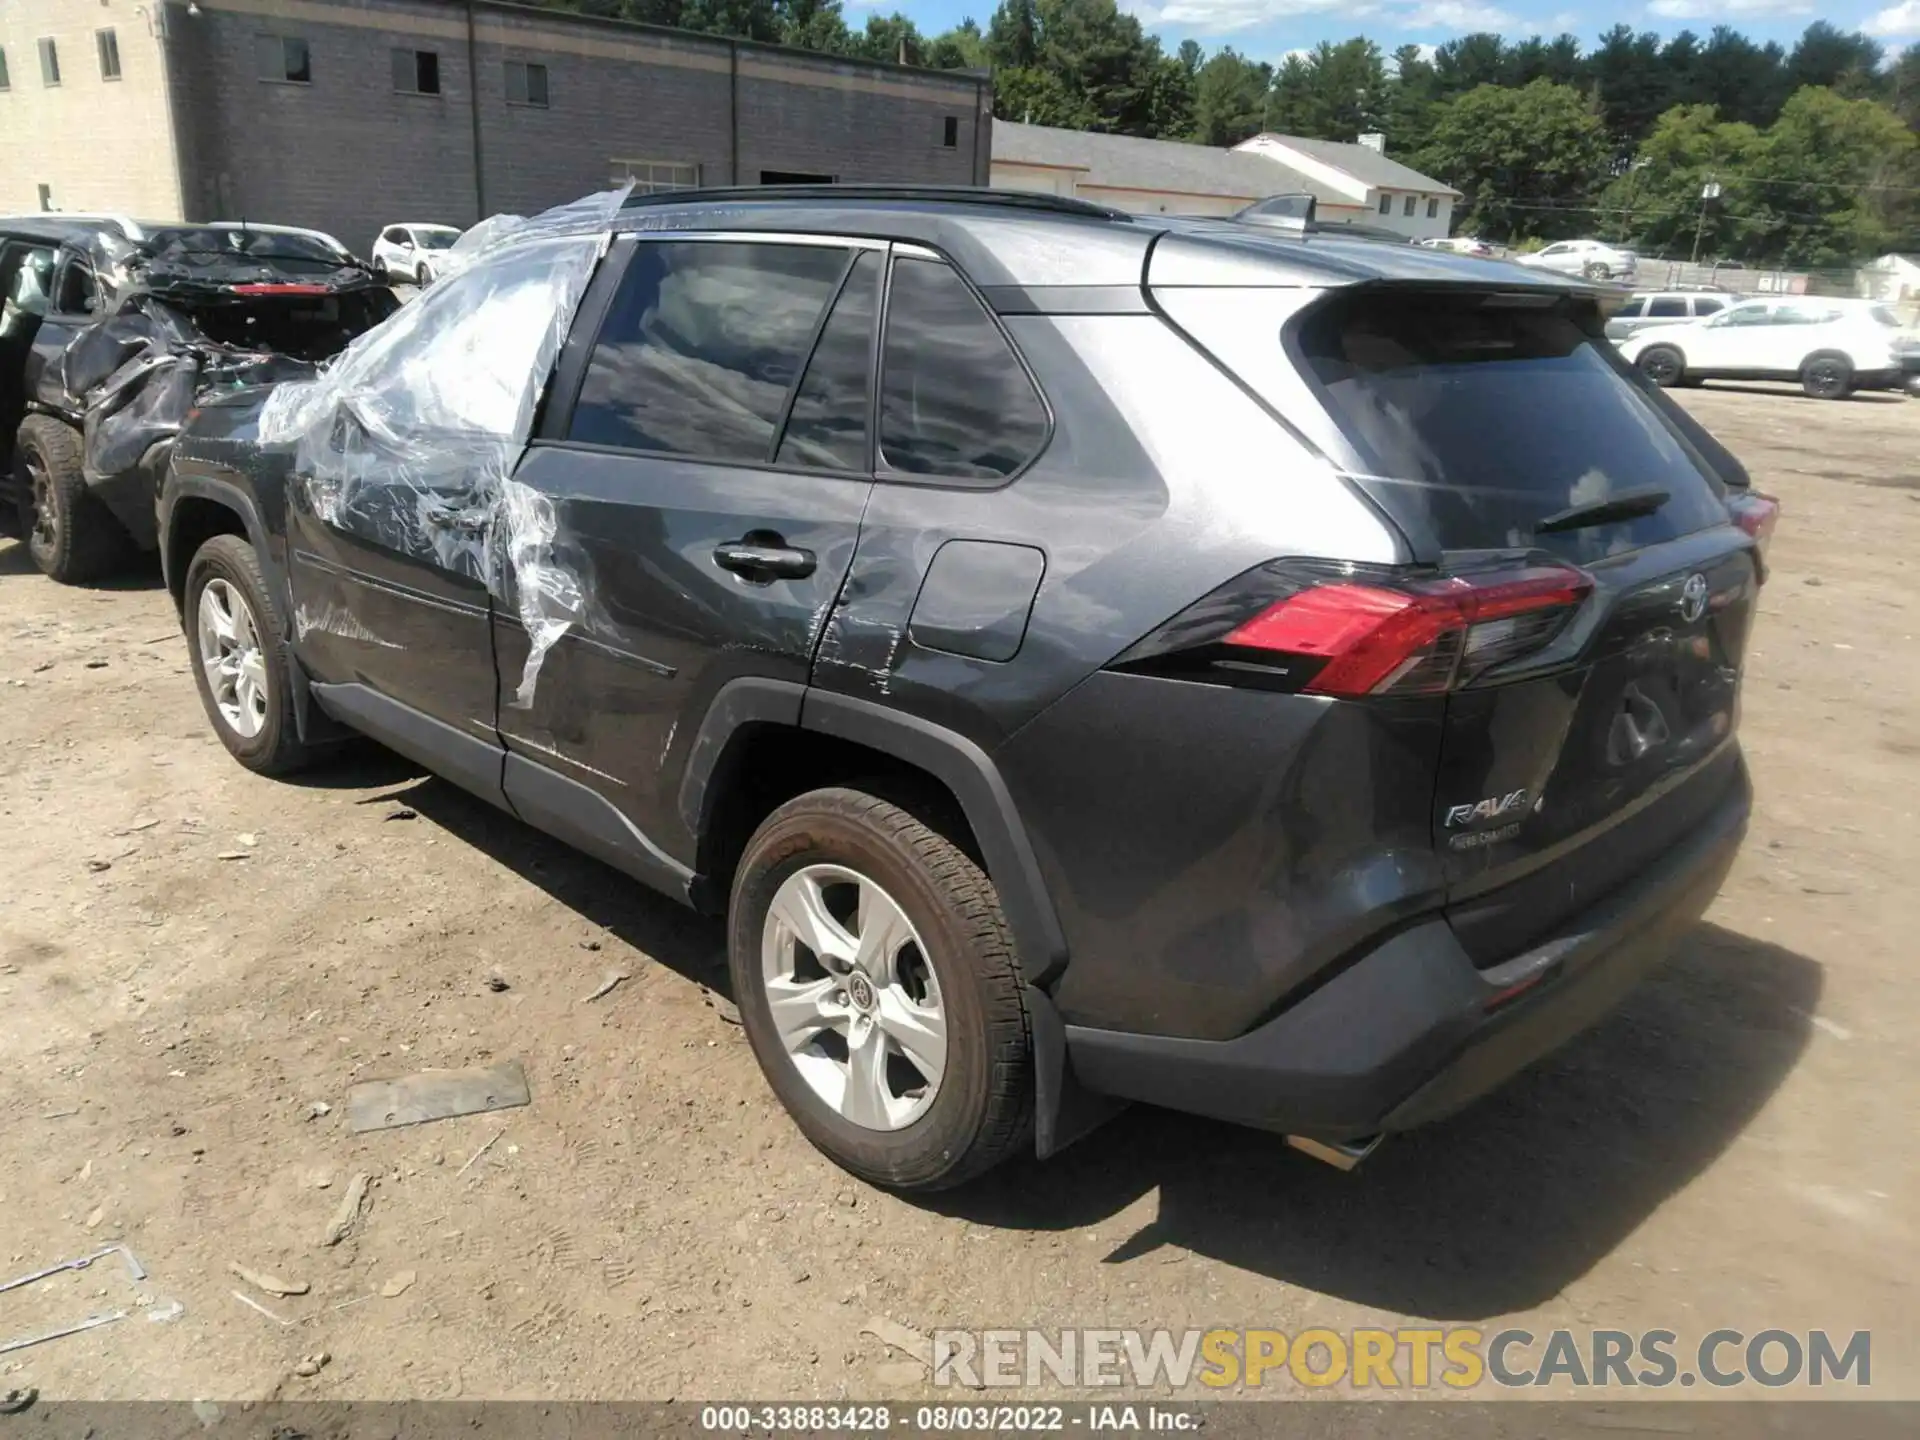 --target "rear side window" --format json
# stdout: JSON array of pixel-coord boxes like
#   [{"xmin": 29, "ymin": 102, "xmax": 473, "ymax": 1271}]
[
  {"xmin": 879, "ymin": 256, "xmax": 1047, "ymax": 481},
  {"xmin": 1295, "ymin": 290, "xmax": 1728, "ymax": 560},
  {"xmin": 569, "ymin": 240, "xmax": 850, "ymax": 463},
  {"xmin": 776, "ymin": 250, "xmax": 880, "ymax": 472},
  {"xmin": 1692, "ymin": 297, "xmax": 1725, "ymax": 316},
  {"xmin": 1647, "ymin": 296, "xmax": 1686, "ymax": 318},
  {"xmin": 1614, "ymin": 298, "xmax": 1645, "ymax": 318}
]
